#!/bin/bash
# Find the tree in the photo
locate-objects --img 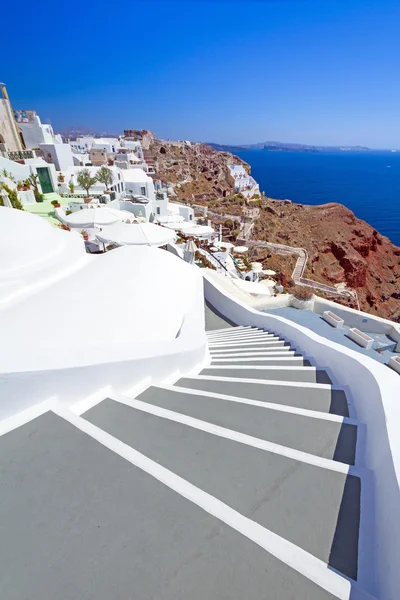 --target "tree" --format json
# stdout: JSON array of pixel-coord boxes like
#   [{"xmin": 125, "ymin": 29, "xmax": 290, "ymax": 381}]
[
  {"xmin": 96, "ymin": 166, "xmax": 114, "ymax": 190},
  {"xmin": 27, "ymin": 173, "xmax": 44, "ymax": 202},
  {"xmin": 76, "ymin": 168, "xmax": 97, "ymax": 197}
]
